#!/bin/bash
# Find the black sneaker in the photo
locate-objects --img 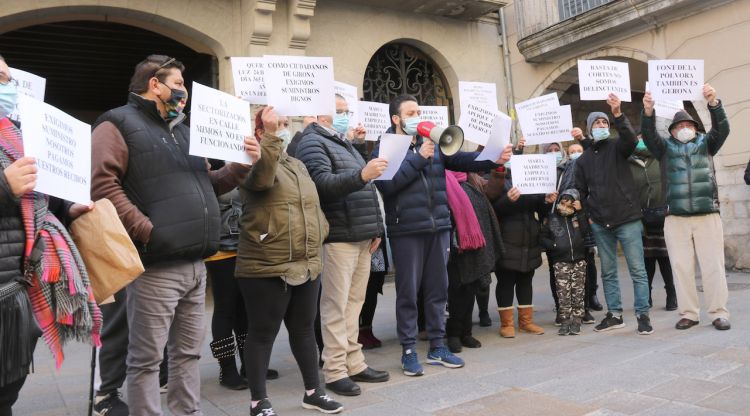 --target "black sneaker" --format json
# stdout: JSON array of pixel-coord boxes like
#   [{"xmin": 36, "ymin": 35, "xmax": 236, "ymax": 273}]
[
  {"xmin": 594, "ymin": 312, "xmax": 625, "ymax": 332},
  {"xmin": 554, "ymin": 312, "xmax": 562, "ymax": 326},
  {"xmin": 582, "ymin": 310, "xmax": 596, "ymax": 324},
  {"xmin": 93, "ymin": 391, "xmax": 129, "ymax": 416},
  {"xmin": 302, "ymin": 388, "xmax": 344, "ymax": 414},
  {"xmin": 251, "ymin": 398, "xmax": 277, "ymax": 416},
  {"xmin": 637, "ymin": 314, "xmax": 654, "ymax": 335},
  {"xmin": 569, "ymin": 321, "xmax": 581, "ymax": 335},
  {"xmin": 558, "ymin": 323, "xmax": 570, "ymax": 336}
]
